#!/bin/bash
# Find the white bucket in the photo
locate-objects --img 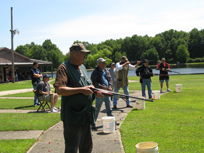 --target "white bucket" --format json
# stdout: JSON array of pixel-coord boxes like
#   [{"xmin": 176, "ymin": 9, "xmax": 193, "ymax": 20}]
[
  {"xmin": 176, "ymin": 84, "xmax": 182, "ymax": 92},
  {"xmin": 152, "ymin": 91, "xmax": 160, "ymax": 99},
  {"xmin": 136, "ymin": 99, "xmax": 145, "ymax": 110},
  {"xmin": 102, "ymin": 116, "xmax": 115, "ymax": 133},
  {"xmin": 136, "ymin": 142, "xmax": 159, "ymax": 153}
]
